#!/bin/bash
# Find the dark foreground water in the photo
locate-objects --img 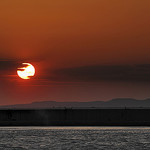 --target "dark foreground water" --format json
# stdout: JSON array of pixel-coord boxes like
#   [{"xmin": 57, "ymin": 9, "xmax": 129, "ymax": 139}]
[{"xmin": 0, "ymin": 127, "xmax": 150, "ymax": 150}]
